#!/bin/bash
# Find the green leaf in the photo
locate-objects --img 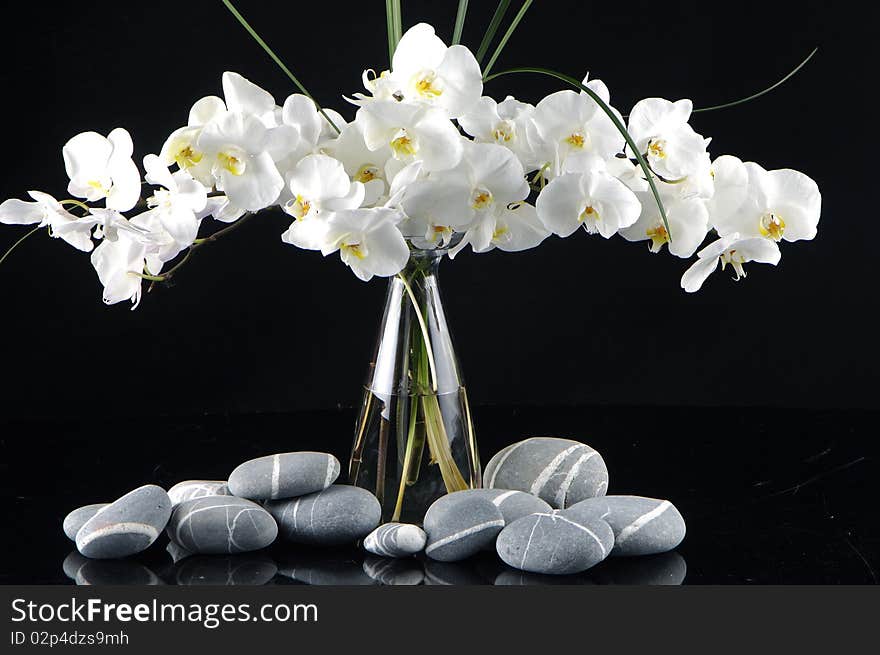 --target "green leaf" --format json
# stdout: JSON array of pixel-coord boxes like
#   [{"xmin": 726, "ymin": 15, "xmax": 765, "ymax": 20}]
[
  {"xmin": 219, "ymin": 0, "xmax": 340, "ymax": 133},
  {"xmin": 693, "ymin": 47, "xmax": 818, "ymax": 113},
  {"xmin": 482, "ymin": 0, "xmax": 534, "ymax": 79},
  {"xmin": 476, "ymin": 0, "xmax": 512, "ymax": 65},
  {"xmin": 484, "ymin": 66, "xmax": 672, "ymax": 239},
  {"xmin": 452, "ymin": 0, "xmax": 469, "ymax": 45}
]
